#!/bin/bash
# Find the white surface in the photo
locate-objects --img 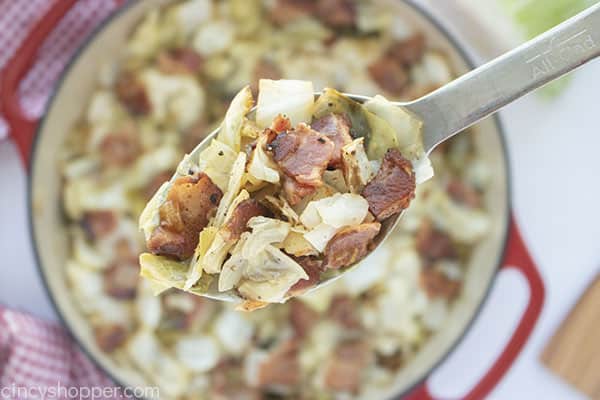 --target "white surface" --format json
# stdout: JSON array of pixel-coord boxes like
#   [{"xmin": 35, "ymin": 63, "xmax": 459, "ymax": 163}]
[{"xmin": 1, "ymin": 64, "xmax": 599, "ymax": 398}]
